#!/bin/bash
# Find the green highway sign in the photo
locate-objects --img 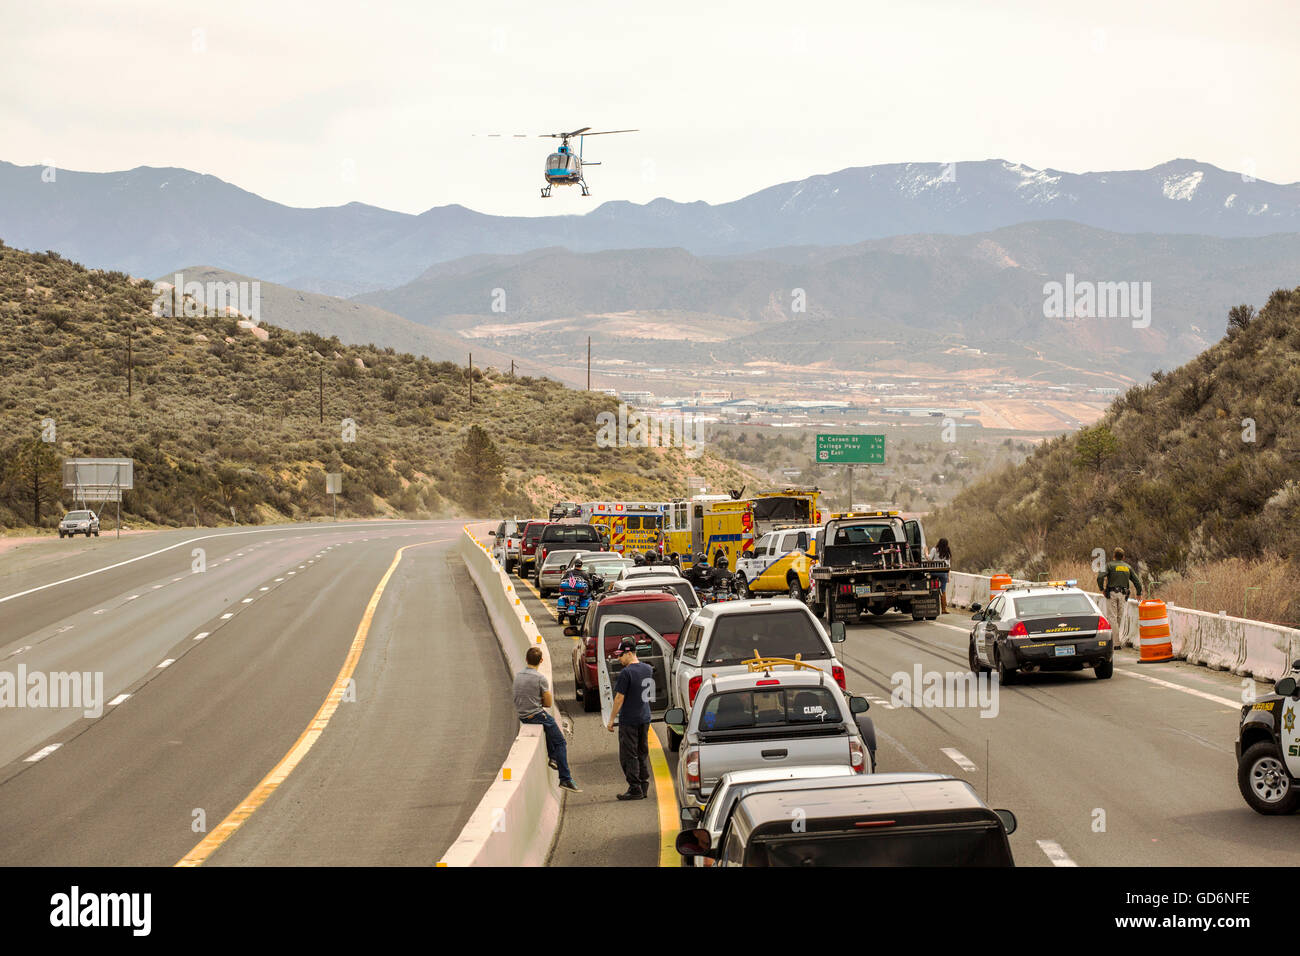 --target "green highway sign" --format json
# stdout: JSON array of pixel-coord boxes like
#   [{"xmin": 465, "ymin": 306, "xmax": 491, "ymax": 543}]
[{"xmin": 816, "ymin": 433, "xmax": 885, "ymax": 464}]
